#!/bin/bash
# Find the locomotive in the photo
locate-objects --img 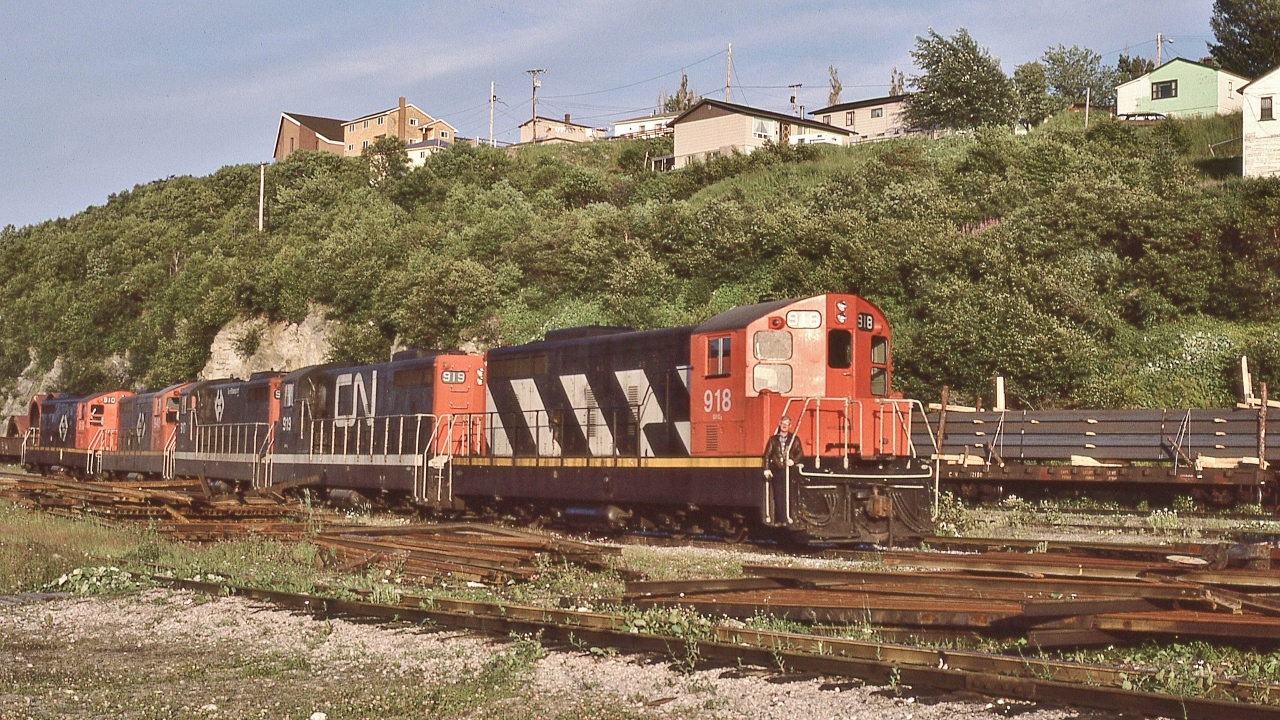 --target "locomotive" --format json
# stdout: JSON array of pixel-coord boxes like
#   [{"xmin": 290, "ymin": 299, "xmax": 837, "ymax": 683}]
[{"xmin": 20, "ymin": 294, "xmax": 938, "ymax": 544}]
